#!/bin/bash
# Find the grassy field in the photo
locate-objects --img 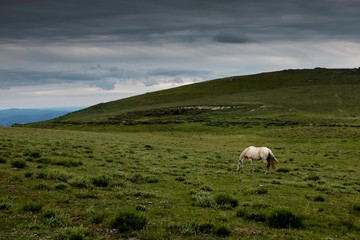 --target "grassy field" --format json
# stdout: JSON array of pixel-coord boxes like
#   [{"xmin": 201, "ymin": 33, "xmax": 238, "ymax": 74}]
[
  {"xmin": 1, "ymin": 124, "xmax": 360, "ymax": 239},
  {"xmin": 2, "ymin": 68, "xmax": 360, "ymax": 239}
]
